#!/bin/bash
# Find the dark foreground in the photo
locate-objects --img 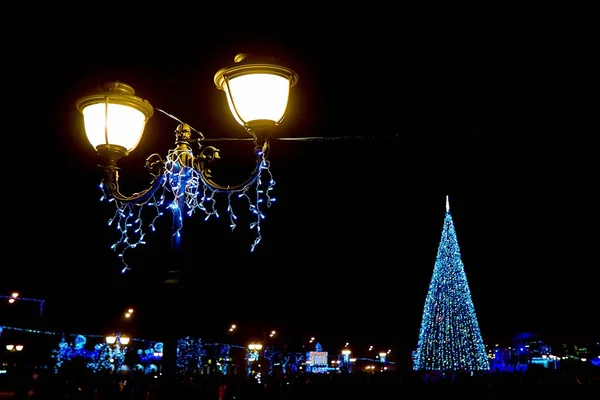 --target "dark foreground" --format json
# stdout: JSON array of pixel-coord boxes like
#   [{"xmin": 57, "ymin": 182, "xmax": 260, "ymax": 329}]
[{"xmin": 2, "ymin": 367, "xmax": 600, "ymax": 399}]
